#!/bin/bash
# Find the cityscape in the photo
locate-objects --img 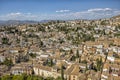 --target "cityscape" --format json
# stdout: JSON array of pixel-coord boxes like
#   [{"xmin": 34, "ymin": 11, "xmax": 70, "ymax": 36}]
[{"xmin": 0, "ymin": 0, "xmax": 120, "ymax": 80}]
